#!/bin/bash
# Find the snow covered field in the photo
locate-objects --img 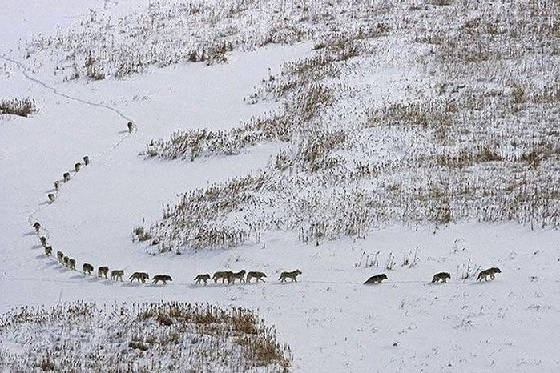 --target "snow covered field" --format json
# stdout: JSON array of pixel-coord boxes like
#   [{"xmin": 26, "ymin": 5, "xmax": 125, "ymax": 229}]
[{"xmin": 1, "ymin": 0, "xmax": 560, "ymax": 372}]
